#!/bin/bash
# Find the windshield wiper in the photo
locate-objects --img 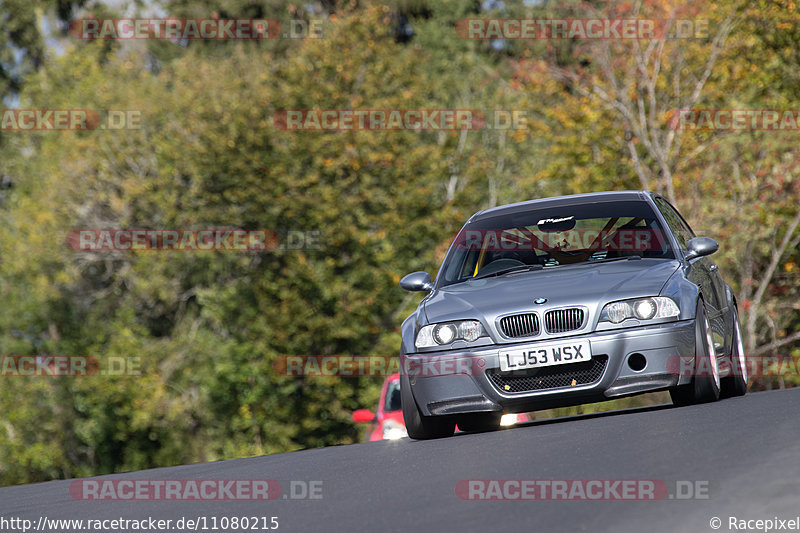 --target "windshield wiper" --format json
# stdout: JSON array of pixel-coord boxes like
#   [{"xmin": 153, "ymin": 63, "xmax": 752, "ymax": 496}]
[
  {"xmin": 472, "ymin": 264, "xmax": 544, "ymax": 280},
  {"xmin": 541, "ymin": 255, "xmax": 642, "ymax": 269}
]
